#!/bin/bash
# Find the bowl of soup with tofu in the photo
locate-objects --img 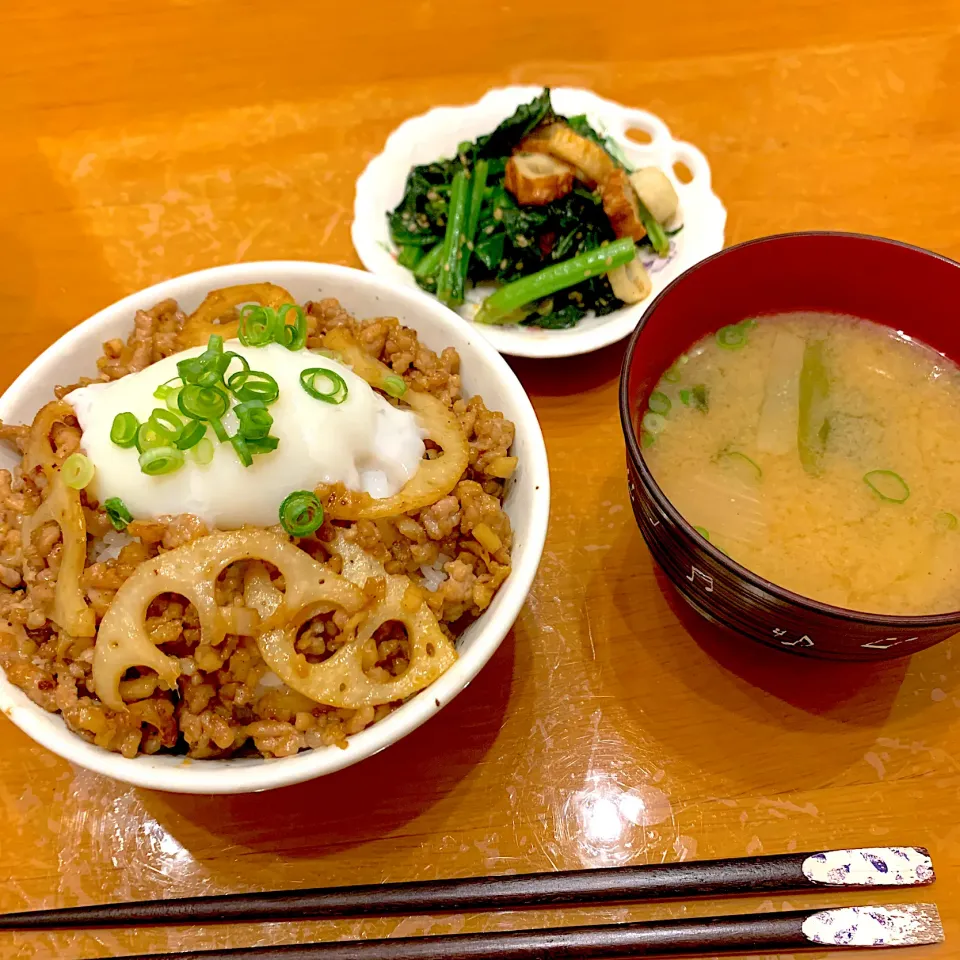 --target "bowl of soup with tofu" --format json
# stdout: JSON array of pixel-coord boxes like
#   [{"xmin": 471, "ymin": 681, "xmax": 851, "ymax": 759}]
[{"xmin": 619, "ymin": 232, "xmax": 960, "ymax": 660}]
